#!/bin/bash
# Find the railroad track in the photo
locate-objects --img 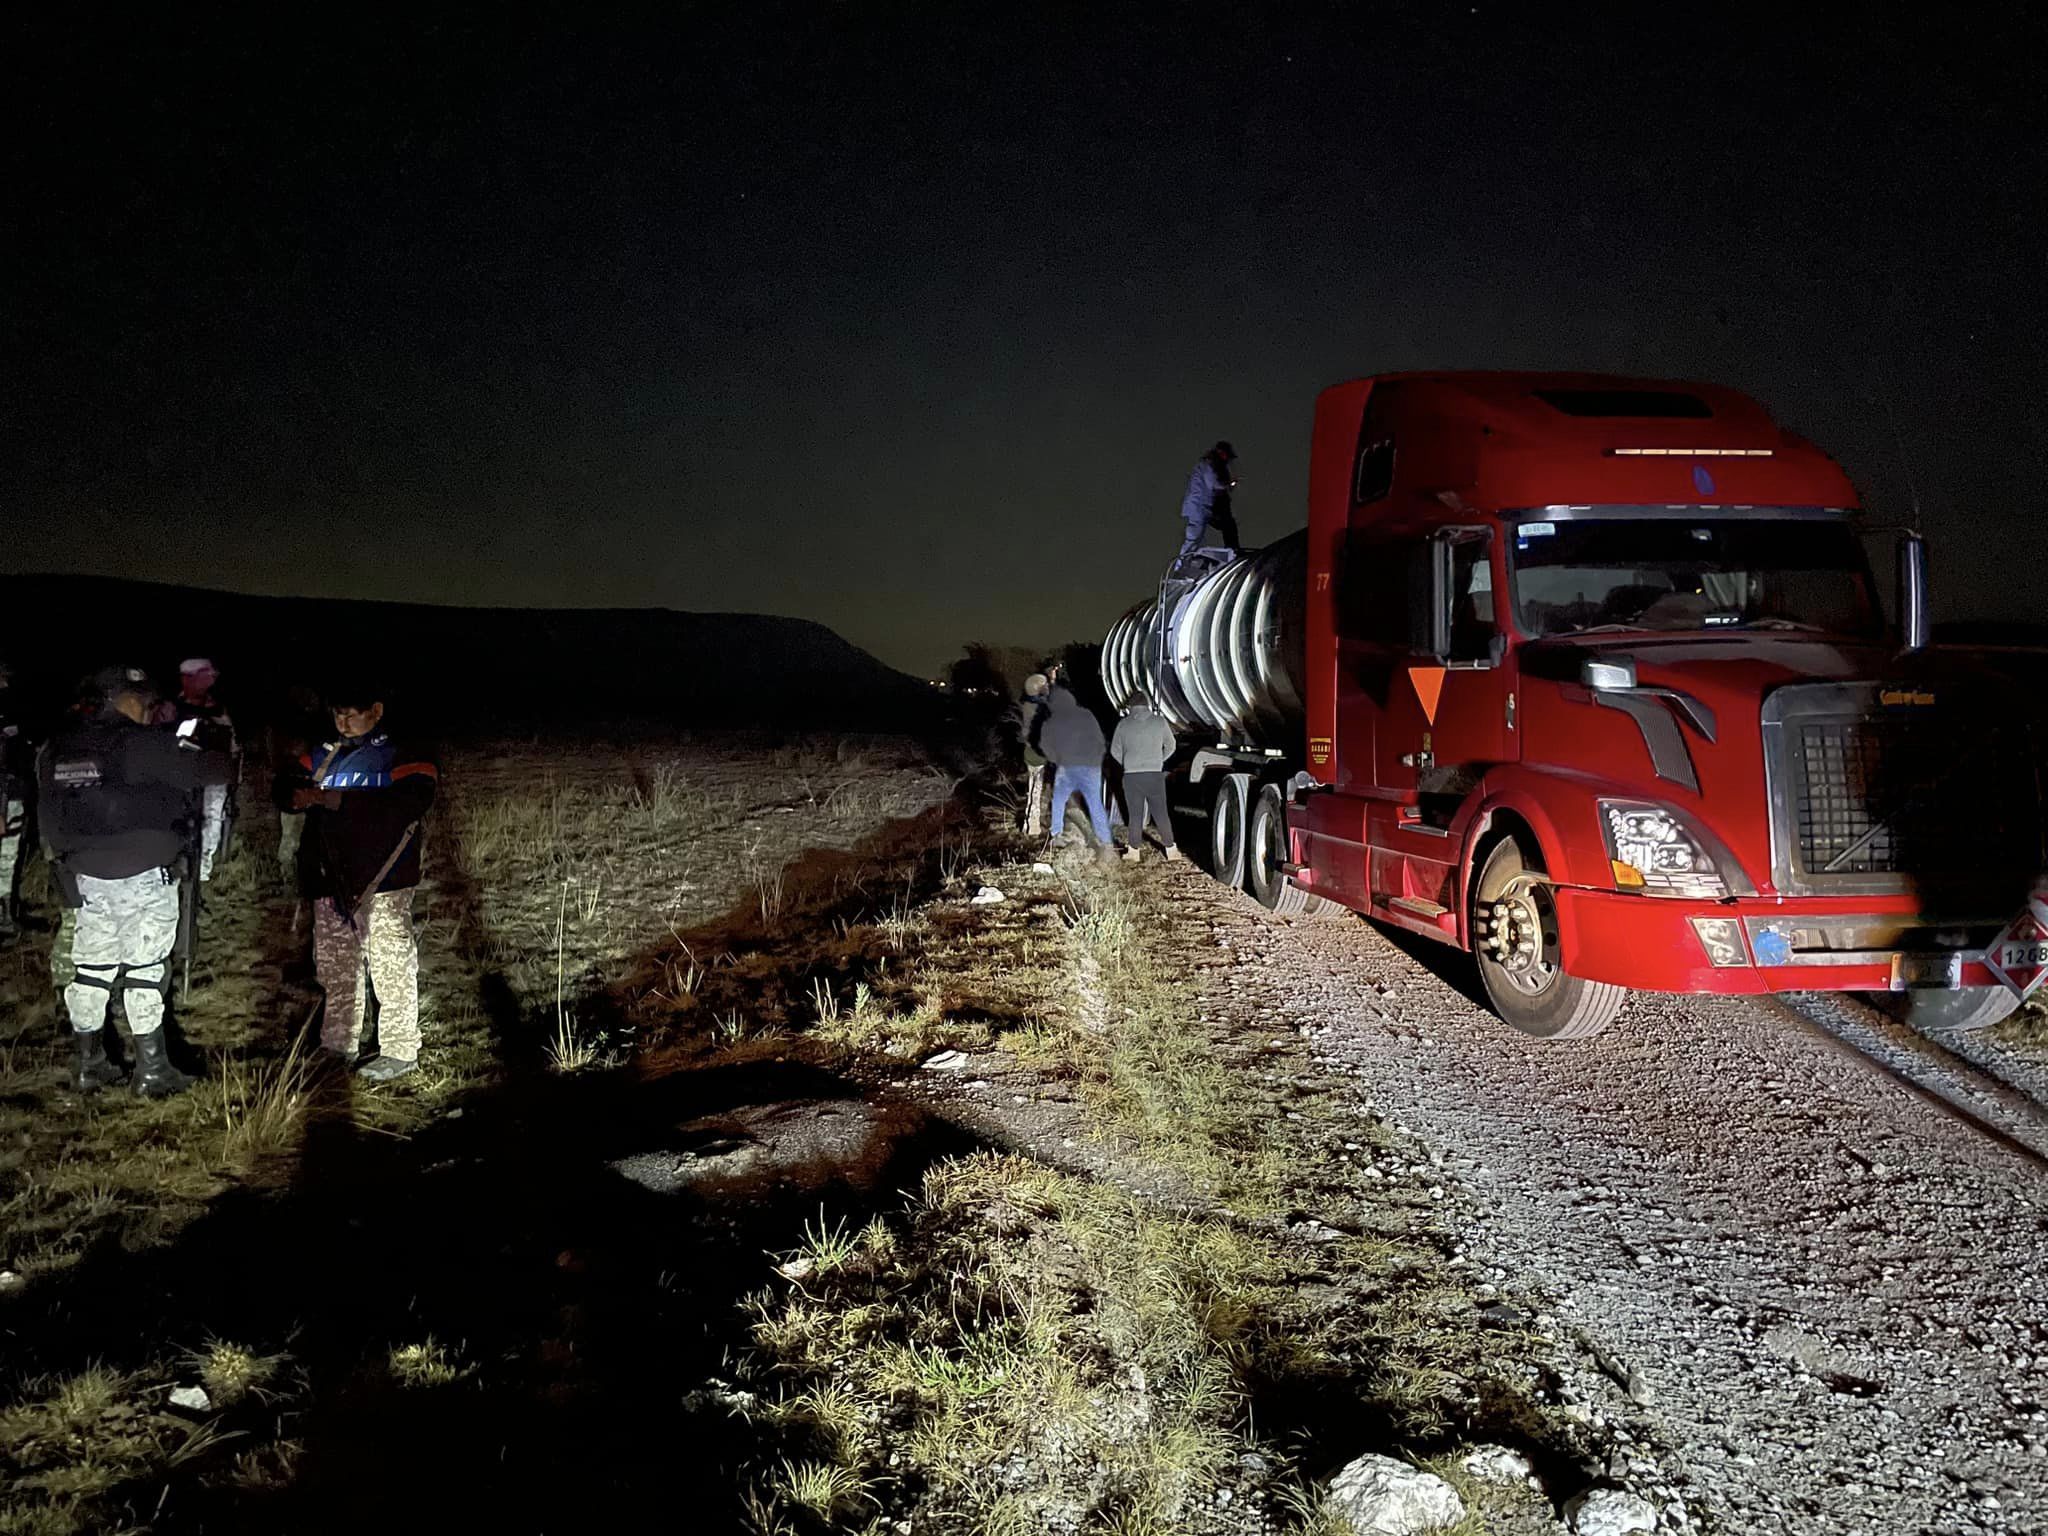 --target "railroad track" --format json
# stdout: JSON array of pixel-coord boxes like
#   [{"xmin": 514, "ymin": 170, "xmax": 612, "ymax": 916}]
[{"xmin": 1766, "ymin": 990, "xmax": 2048, "ymax": 1175}]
